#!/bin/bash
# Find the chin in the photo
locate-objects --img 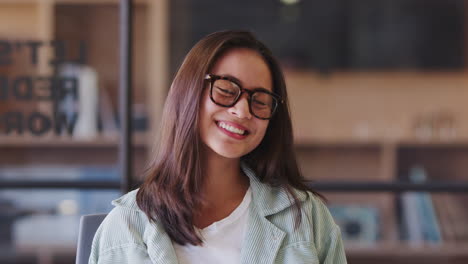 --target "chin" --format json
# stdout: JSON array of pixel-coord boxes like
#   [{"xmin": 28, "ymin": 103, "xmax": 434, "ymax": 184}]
[
  {"xmin": 204, "ymin": 141, "xmax": 250, "ymax": 159},
  {"xmin": 213, "ymin": 148, "xmax": 247, "ymax": 159}
]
